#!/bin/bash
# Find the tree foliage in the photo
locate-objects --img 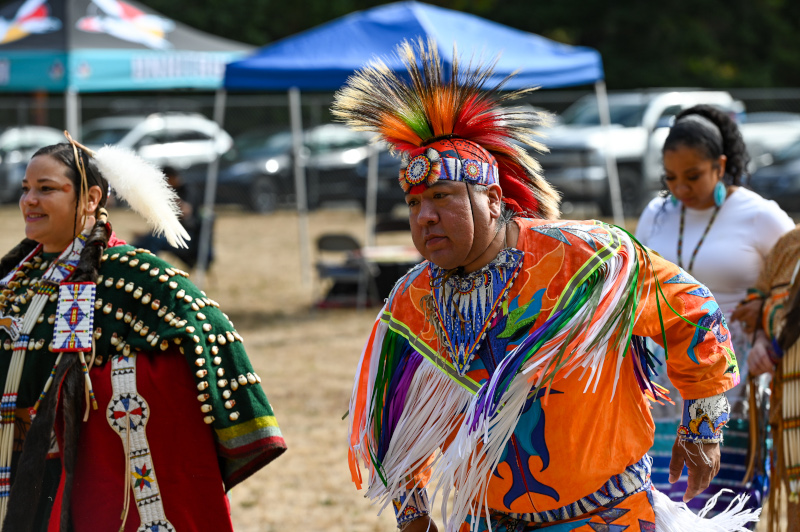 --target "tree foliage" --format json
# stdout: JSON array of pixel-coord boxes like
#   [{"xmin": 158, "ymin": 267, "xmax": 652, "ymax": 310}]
[{"xmin": 140, "ymin": 0, "xmax": 800, "ymax": 89}]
